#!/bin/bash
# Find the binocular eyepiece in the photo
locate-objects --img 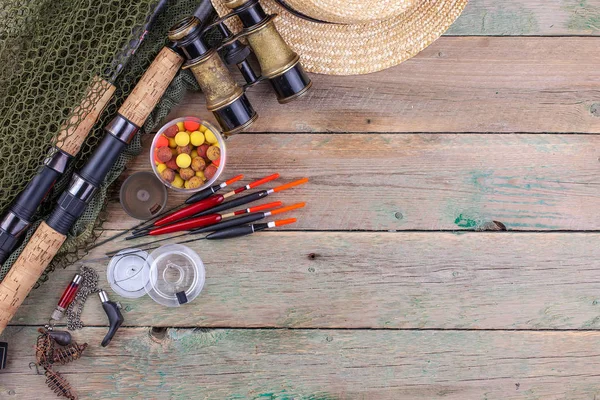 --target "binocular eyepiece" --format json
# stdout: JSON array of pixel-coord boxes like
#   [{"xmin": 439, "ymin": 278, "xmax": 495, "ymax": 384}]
[{"xmin": 168, "ymin": 0, "xmax": 312, "ymax": 134}]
